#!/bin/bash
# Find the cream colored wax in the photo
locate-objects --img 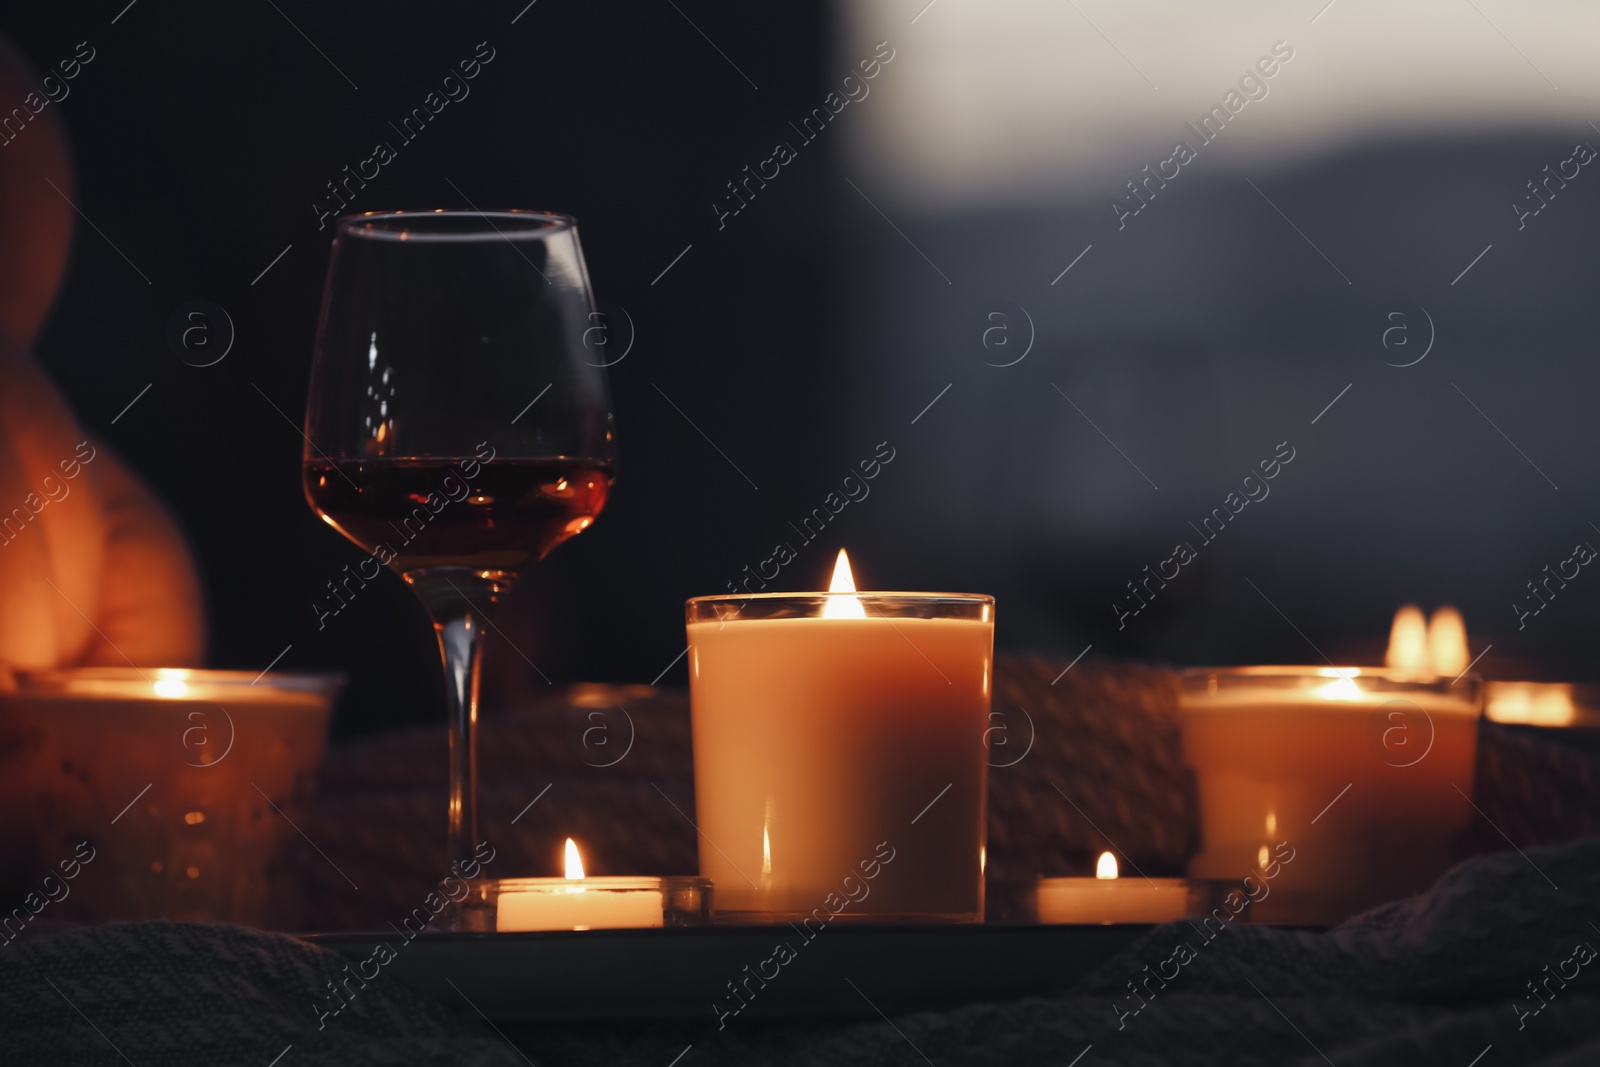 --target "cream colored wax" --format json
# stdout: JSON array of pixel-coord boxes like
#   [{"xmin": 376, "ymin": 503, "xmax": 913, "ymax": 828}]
[
  {"xmin": 1035, "ymin": 879, "xmax": 1192, "ymax": 925},
  {"xmin": 496, "ymin": 884, "xmax": 664, "ymax": 931},
  {"xmin": 687, "ymin": 612, "xmax": 992, "ymax": 922},
  {"xmin": 1181, "ymin": 678, "xmax": 1480, "ymax": 924}
]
